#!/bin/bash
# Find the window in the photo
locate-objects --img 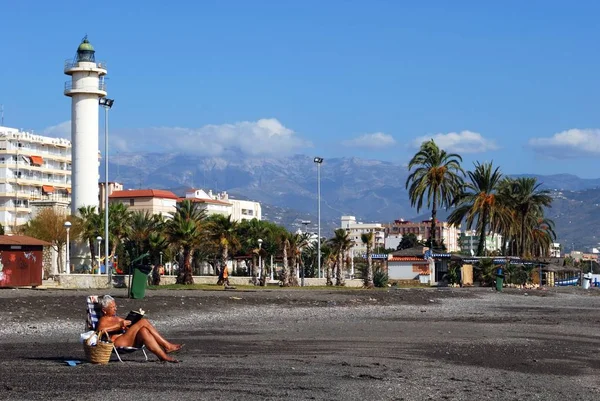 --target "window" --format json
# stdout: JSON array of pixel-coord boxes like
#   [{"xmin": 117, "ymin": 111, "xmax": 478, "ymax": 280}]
[{"xmin": 129, "ymin": 199, "xmax": 135, "ymax": 206}]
